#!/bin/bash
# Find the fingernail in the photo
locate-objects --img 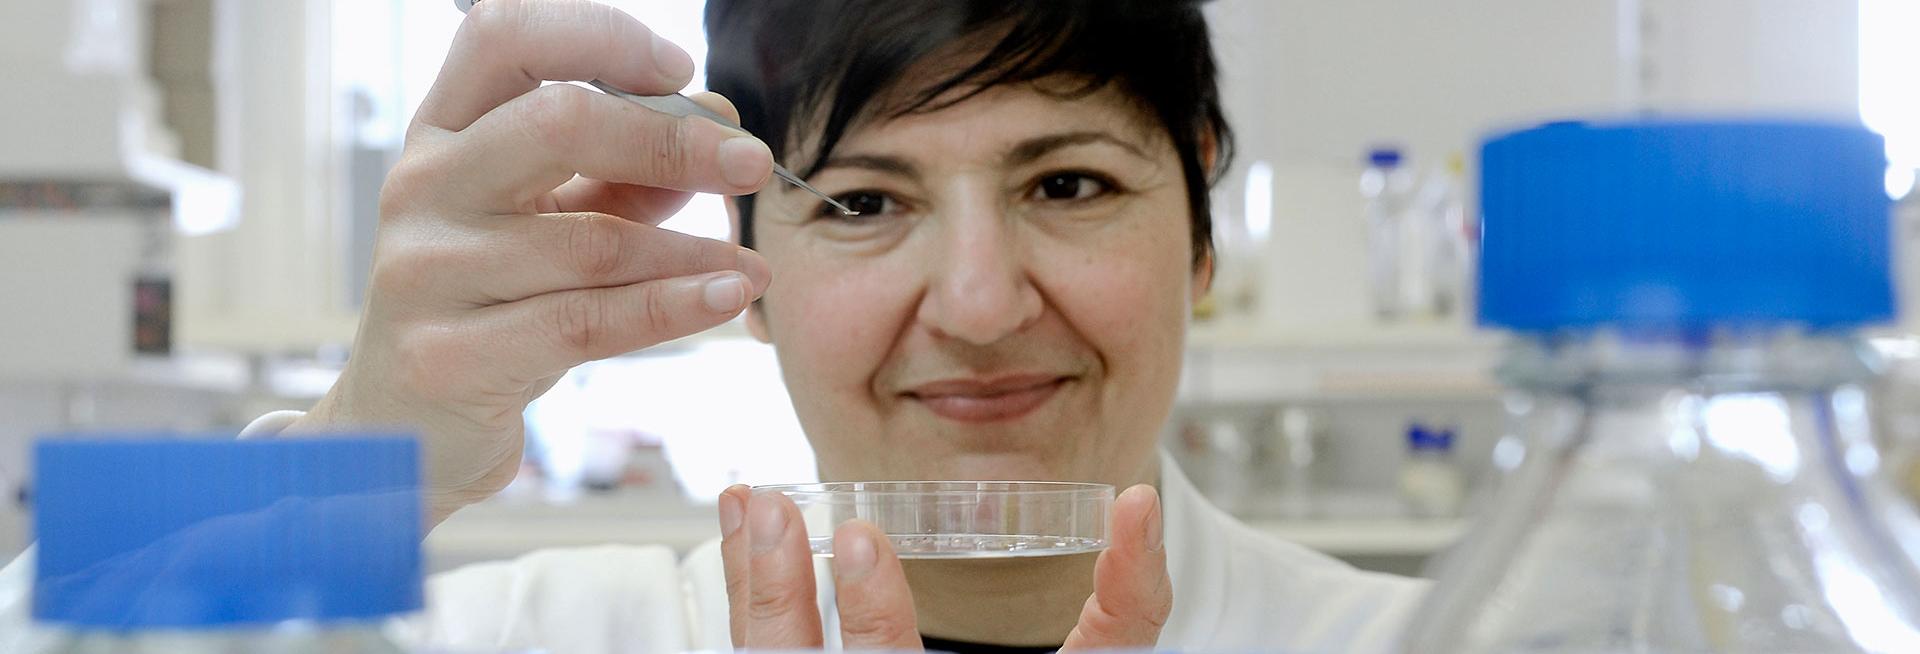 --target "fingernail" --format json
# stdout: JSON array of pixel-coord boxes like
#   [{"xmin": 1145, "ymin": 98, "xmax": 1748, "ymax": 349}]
[
  {"xmin": 703, "ymin": 272, "xmax": 748, "ymax": 313},
  {"xmin": 718, "ymin": 492, "xmax": 744, "ymax": 538},
  {"xmin": 651, "ymin": 33, "xmax": 695, "ymax": 83},
  {"xmin": 718, "ymin": 136, "xmax": 772, "ymax": 188},
  {"xmin": 735, "ymin": 248, "xmax": 771, "ymax": 291},
  {"xmin": 749, "ymin": 494, "xmax": 788, "ymax": 554},
  {"xmin": 1145, "ymin": 490, "xmax": 1165, "ymax": 553},
  {"xmin": 833, "ymin": 528, "xmax": 878, "ymax": 581}
]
